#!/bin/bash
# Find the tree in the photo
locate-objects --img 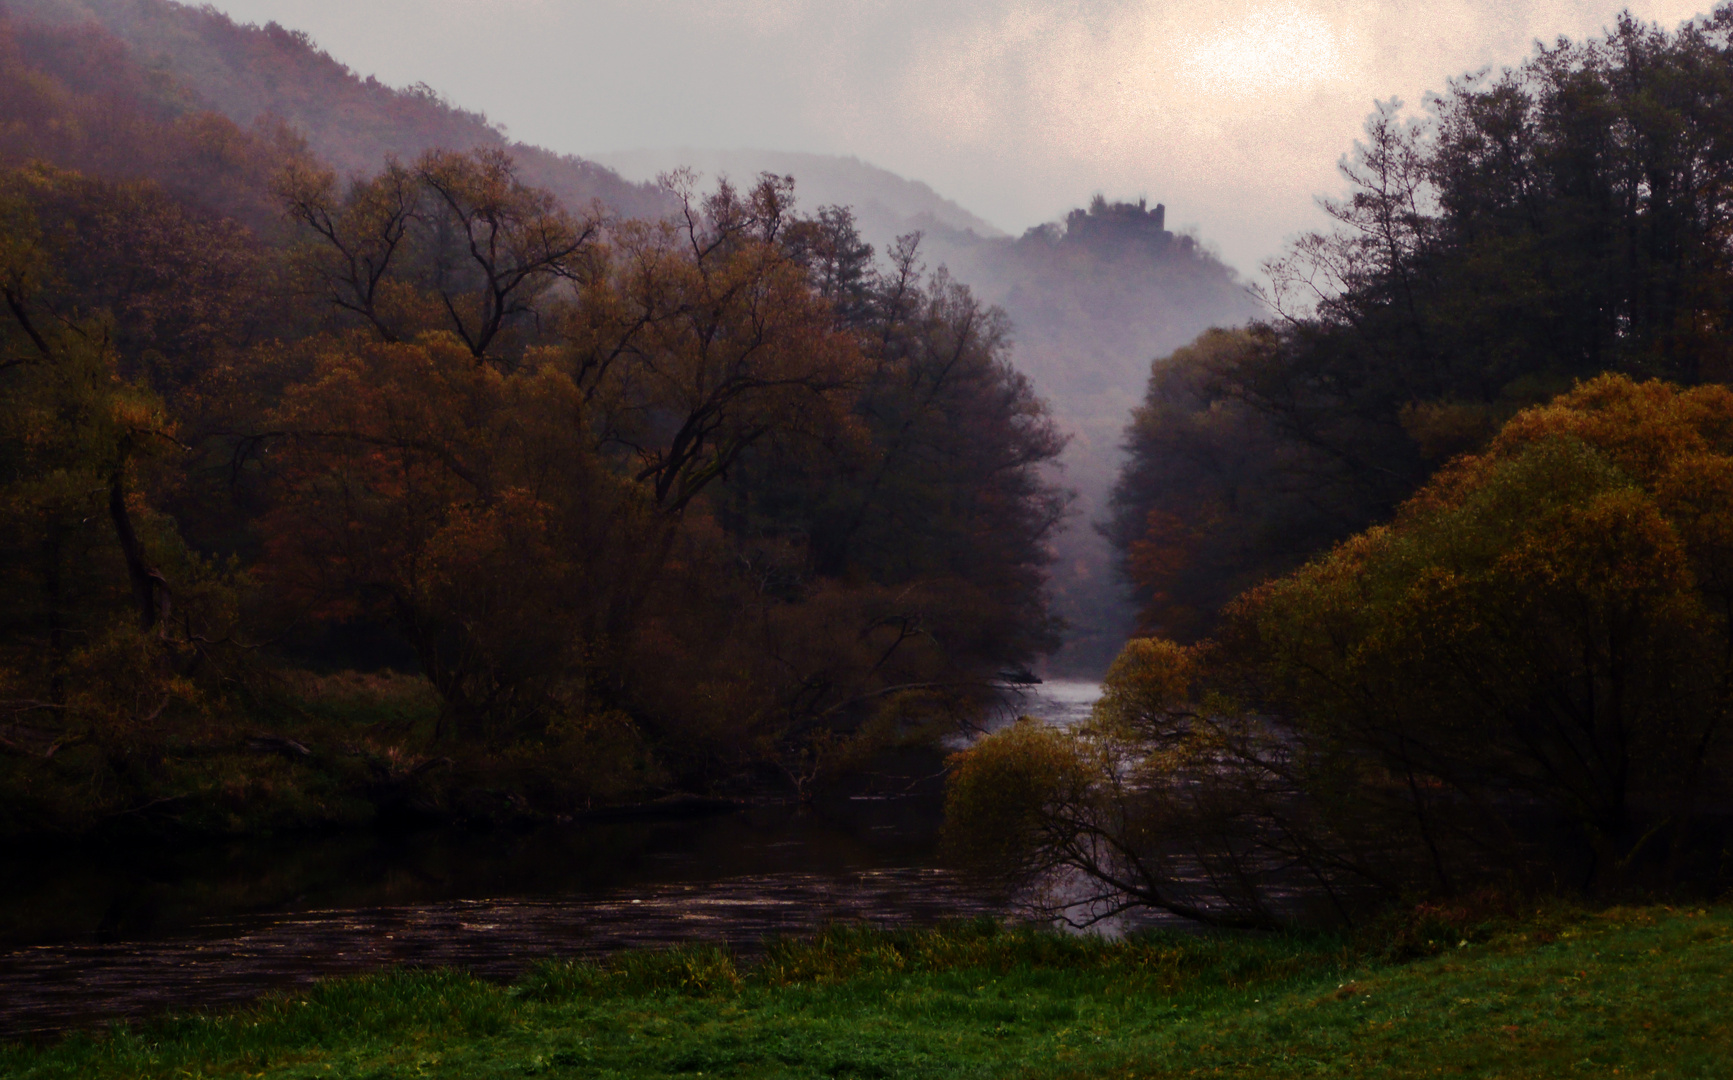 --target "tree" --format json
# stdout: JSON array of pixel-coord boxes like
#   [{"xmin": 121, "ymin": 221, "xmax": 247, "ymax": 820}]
[
  {"xmin": 689, "ymin": 230, "xmax": 1069, "ymax": 787},
  {"xmin": 0, "ymin": 171, "xmax": 244, "ymax": 806},
  {"xmin": 1106, "ymin": 326, "xmax": 1346, "ymax": 640},
  {"xmin": 280, "ymin": 149, "xmax": 600, "ymax": 363},
  {"xmin": 965, "ymin": 375, "xmax": 1733, "ymax": 923},
  {"xmin": 258, "ymin": 333, "xmax": 655, "ymax": 743},
  {"xmin": 263, "ymin": 173, "xmax": 879, "ymax": 750},
  {"xmin": 0, "ymin": 18, "xmax": 1079, "ymax": 828},
  {"xmin": 1228, "ymin": 375, "xmax": 1733, "ymax": 894},
  {"xmin": 1113, "ymin": 9, "xmax": 1733, "ymax": 640},
  {"xmin": 569, "ymin": 173, "xmax": 866, "ymax": 516}
]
